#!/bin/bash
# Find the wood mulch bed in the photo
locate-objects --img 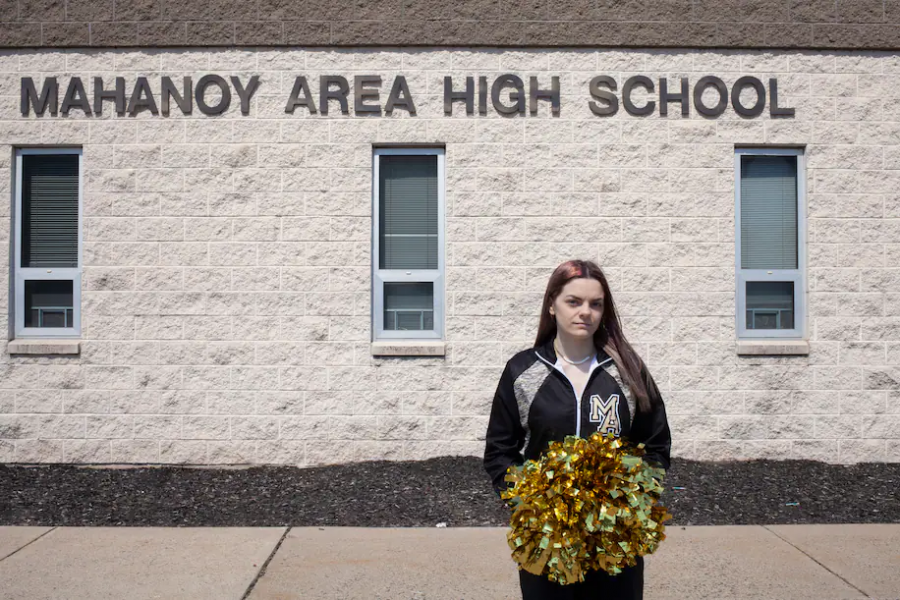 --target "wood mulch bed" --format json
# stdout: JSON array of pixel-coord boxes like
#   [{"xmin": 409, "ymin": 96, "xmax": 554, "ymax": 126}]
[{"xmin": 2, "ymin": 457, "xmax": 898, "ymax": 527}]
